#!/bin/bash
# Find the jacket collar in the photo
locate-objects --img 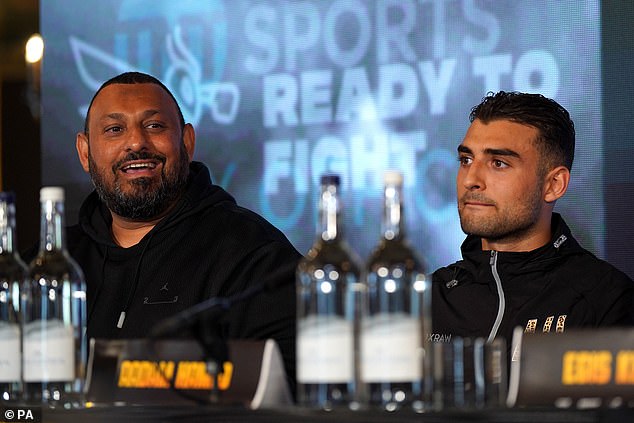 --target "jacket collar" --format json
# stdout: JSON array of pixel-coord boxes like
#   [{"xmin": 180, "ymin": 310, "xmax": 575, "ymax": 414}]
[{"xmin": 457, "ymin": 213, "xmax": 583, "ymax": 276}]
